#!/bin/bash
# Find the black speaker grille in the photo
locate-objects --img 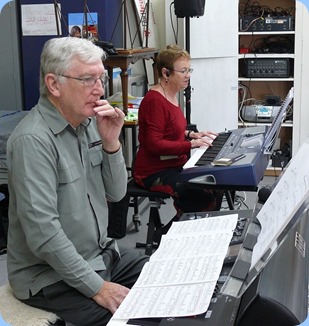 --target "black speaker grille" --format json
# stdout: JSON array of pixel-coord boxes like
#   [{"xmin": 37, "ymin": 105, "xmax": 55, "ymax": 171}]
[{"xmin": 174, "ymin": 0, "xmax": 206, "ymax": 18}]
